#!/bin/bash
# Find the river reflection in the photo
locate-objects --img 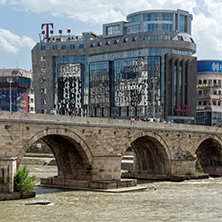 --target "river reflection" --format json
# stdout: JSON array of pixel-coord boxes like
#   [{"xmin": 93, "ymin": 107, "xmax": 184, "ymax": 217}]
[{"xmin": 1, "ymin": 165, "xmax": 222, "ymax": 222}]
